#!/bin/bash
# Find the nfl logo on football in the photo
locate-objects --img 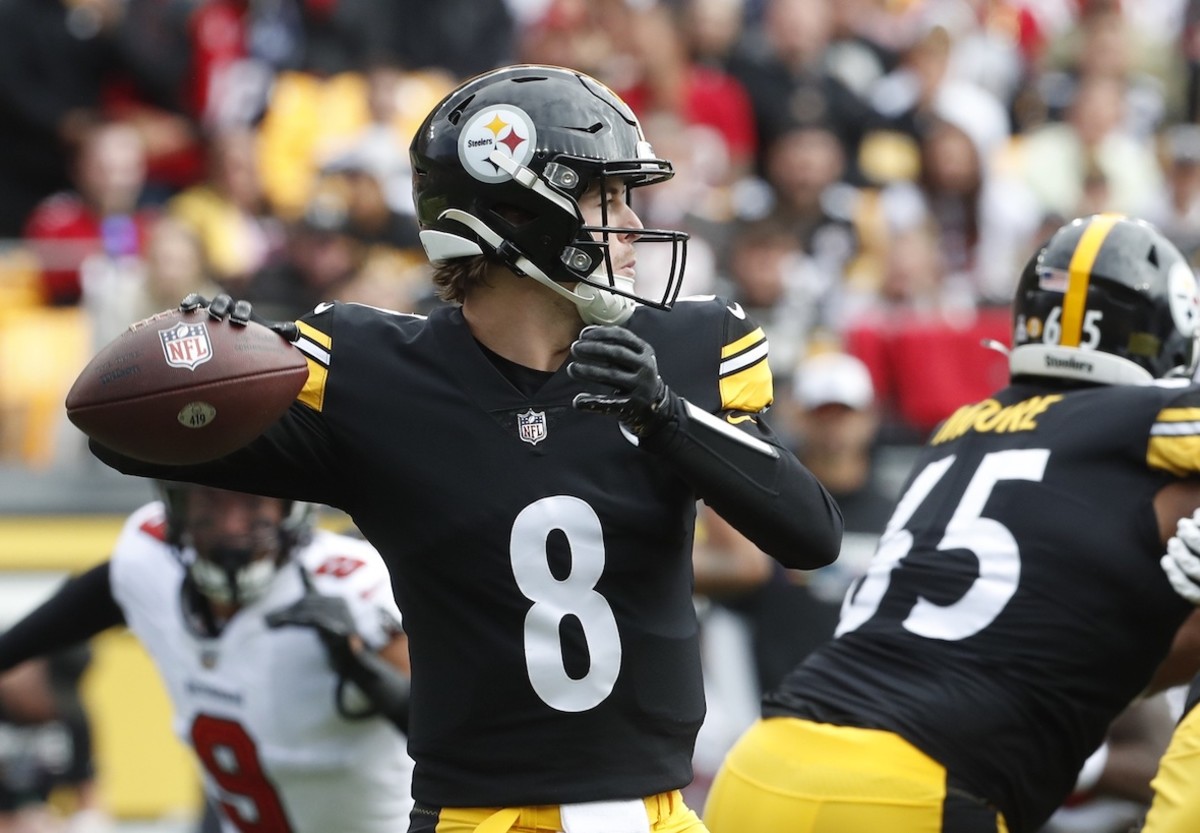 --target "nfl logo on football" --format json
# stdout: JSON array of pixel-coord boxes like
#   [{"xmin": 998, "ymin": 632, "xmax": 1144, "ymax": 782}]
[
  {"xmin": 517, "ymin": 409, "xmax": 547, "ymax": 445},
  {"xmin": 160, "ymin": 322, "xmax": 213, "ymax": 371}
]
